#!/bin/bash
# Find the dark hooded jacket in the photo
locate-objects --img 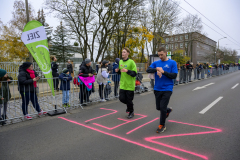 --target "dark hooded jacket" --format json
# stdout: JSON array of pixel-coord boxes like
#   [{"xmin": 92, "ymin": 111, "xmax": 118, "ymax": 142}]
[
  {"xmin": 112, "ymin": 62, "xmax": 120, "ymax": 82},
  {"xmin": 18, "ymin": 65, "xmax": 39, "ymax": 93},
  {"xmin": 51, "ymin": 61, "xmax": 59, "ymax": 77},
  {"xmin": 79, "ymin": 61, "xmax": 94, "ymax": 77}
]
